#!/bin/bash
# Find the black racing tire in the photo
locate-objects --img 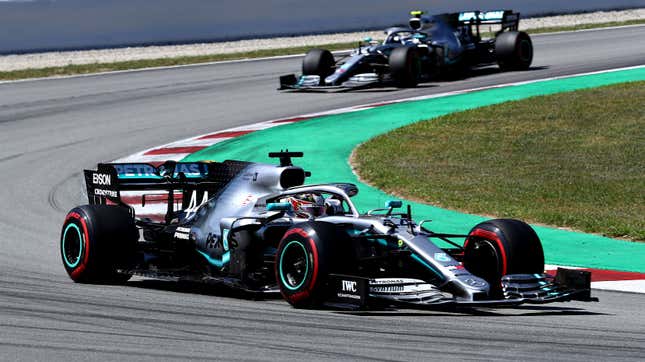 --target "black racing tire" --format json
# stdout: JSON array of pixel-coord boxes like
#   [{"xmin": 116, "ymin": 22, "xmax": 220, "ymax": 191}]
[
  {"xmin": 463, "ymin": 219, "xmax": 544, "ymax": 294},
  {"xmin": 302, "ymin": 48, "xmax": 335, "ymax": 78},
  {"xmin": 389, "ymin": 47, "xmax": 420, "ymax": 87},
  {"xmin": 495, "ymin": 31, "xmax": 533, "ymax": 71},
  {"xmin": 275, "ymin": 221, "xmax": 352, "ymax": 308},
  {"xmin": 60, "ymin": 205, "xmax": 138, "ymax": 283}
]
